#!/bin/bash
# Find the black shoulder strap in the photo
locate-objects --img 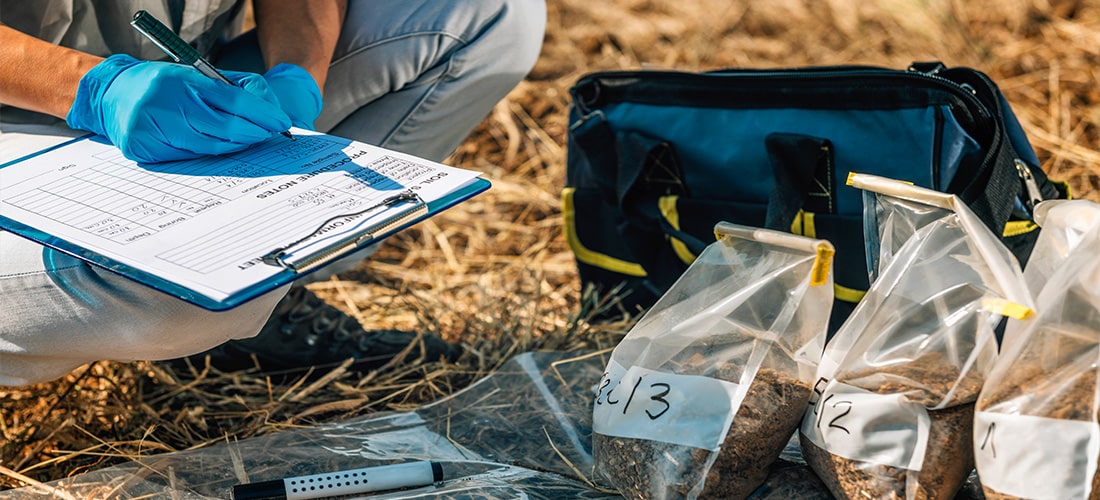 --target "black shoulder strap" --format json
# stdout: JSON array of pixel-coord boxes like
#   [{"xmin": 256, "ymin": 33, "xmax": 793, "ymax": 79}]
[{"xmin": 939, "ymin": 68, "xmax": 1024, "ymax": 235}]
